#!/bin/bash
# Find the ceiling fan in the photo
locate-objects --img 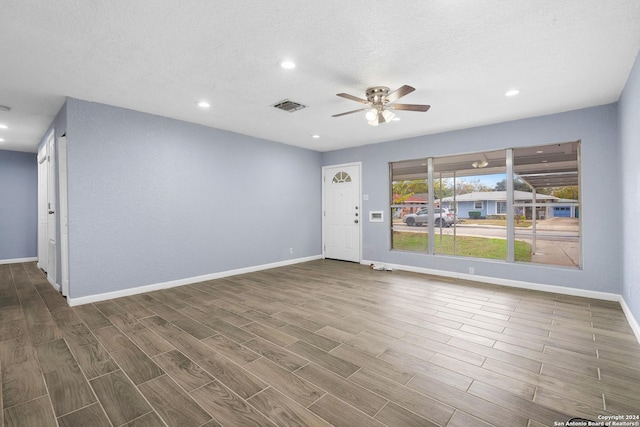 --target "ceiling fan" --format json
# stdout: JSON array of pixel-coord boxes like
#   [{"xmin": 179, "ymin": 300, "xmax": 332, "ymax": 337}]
[{"xmin": 332, "ymin": 85, "xmax": 430, "ymax": 126}]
